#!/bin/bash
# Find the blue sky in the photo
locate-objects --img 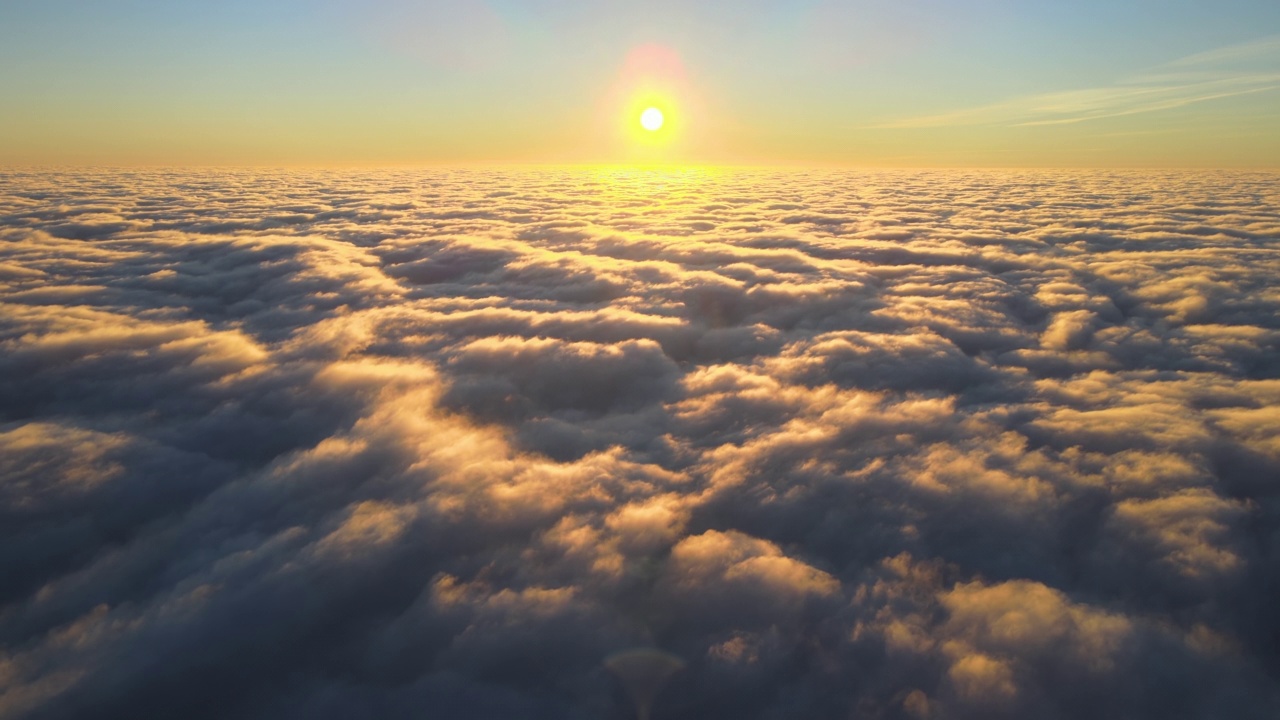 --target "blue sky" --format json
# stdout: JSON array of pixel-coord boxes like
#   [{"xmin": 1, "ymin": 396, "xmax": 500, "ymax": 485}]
[{"xmin": 1, "ymin": 0, "xmax": 1278, "ymax": 165}]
